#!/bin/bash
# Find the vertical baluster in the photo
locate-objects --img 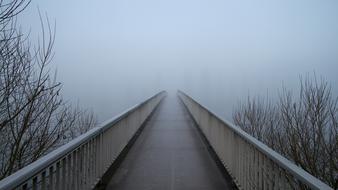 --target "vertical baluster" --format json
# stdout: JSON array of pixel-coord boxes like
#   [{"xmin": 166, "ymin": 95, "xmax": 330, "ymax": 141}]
[
  {"xmin": 71, "ymin": 152, "xmax": 75, "ymax": 190},
  {"xmin": 21, "ymin": 183, "xmax": 28, "ymax": 190},
  {"xmin": 55, "ymin": 162, "xmax": 60, "ymax": 190},
  {"xmin": 272, "ymin": 163, "xmax": 278, "ymax": 190},
  {"xmin": 81, "ymin": 147, "xmax": 85, "ymax": 189},
  {"xmin": 95, "ymin": 135, "xmax": 100, "ymax": 181},
  {"xmin": 94, "ymin": 138, "xmax": 97, "ymax": 186},
  {"xmin": 84, "ymin": 143, "xmax": 88, "ymax": 189},
  {"xmin": 94, "ymin": 138, "xmax": 98, "ymax": 184},
  {"xmin": 41, "ymin": 171, "xmax": 46, "ymax": 190},
  {"xmin": 49, "ymin": 166, "xmax": 54, "ymax": 190},
  {"xmin": 79, "ymin": 147, "xmax": 83, "ymax": 190},
  {"xmin": 244, "ymin": 142, "xmax": 249, "ymax": 189},
  {"xmin": 281, "ymin": 170, "xmax": 291, "ymax": 190},
  {"xmin": 108, "ymin": 129, "xmax": 111, "ymax": 163},
  {"xmin": 237, "ymin": 139, "xmax": 241, "ymax": 187},
  {"xmin": 264, "ymin": 156, "xmax": 269, "ymax": 190},
  {"xmin": 90, "ymin": 140, "xmax": 94, "ymax": 188},
  {"xmin": 89, "ymin": 143, "xmax": 92, "ymax": 187},
  {"xmin": 252, "ymin": 149, "xmax": 256, "ymax": 189},
  {"xmin": 102, "ymin": 132, "xmax": 106, "ymax": 172},
  {"xmin": 226, "ymin": 128, "xmax": 230, "ymax": 169},
  {"xmin": 267, "ymin": 159, "xmax": 273, "ymax": 189},
  {"xmin": 263, "ymin": 155, "xmax": 268, "ymax": 190},
  {"xmin": 223, "ymin": 126, "xmax": 227, "ymax": 165},
  {"xmin": 32, "ymin": 176, "xmax": 38, "ymax": 190},
  {"xmin": 77, "ymin": 144, "xmax": 86, "ymax": 189},
  {"xmin": 81, "ymin": 145, "xmax": 85, "ymax": 189},
  {"xmin": 258, "ymin": 152, "xmax": 263, "ymax": 190},
  {"xmin": 249, "ymin": 146, "xmax": 253, "ymax": 189},
  {"xmin": 249, "ymin": 145, "xmax": 253, "ymax": 189},
  {"xmin": 91, "ymin": 138, "xmax": 97, "ymax": 184},
  {"xmin": 240, "ymin": 140, "xmax": 244, "ymax": 189},
  {"xmin": 245, "ymin": 144, "xmax": 249, "ymax": 189},
  {"xmin": 254, "ymin": 148, "xmax": 258, "ymax": 189},
  {"xmin": 220, "ymin": 124, "xmax": 225, "ymax": 164},
  {"xmin": 62, "ymin": 158, "xmax": 66, "ymax": 190},
  {"xmin": 277, "ymin": 167, "xmax": 282, "ymax": 190},
  {"xmin": 74, "ymin": 149, "xmax": 78, "ymax": 190},
  {"xmin": 241, "ymin": 139, "xmax": 245, "ymax": 188},
  {"xmin": 68, "ymin": 155, "xmax": 72, "ymax": 189},
  {"xmin": 257, "ymin": 150, "xmax": 261, "ymax": 189},
  {"xmin": 88, "ymin": 140, "xmax": 92, "ymax": 187},
  {"xmin": 94, "ymin": 138, "xmax": 97, "ymax": 182},
  {"xmin": 100, "ymin": 133, "xmax": 104, "ymax": 175},
  {"xmin": 253, "ymin": 147, "xmax": 257, "ymax": 189},
  {"xmin": 244, "ymin": 140, "xmax": 248, "ymax": 189},
  {"xmin": 247, "ymin": 144, "xmax": 250, "ymax": 189}
]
